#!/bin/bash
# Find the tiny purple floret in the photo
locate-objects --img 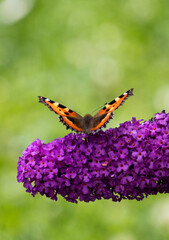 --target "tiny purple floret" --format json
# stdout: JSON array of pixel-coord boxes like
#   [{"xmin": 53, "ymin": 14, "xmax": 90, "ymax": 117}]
[{"xmin": 17, "ymin": 111, "xmax": 169, "ymax": 203}]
